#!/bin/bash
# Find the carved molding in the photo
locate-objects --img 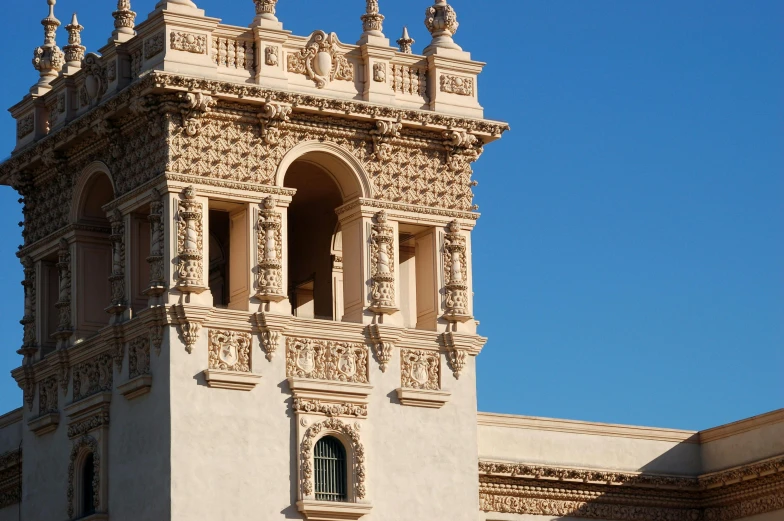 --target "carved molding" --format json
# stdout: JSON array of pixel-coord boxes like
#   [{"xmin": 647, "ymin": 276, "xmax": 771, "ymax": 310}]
[
  {"xmin": 287, "ymin": 31, "xmax": 354, "ymax": 89},
  {"xmin": 301, "ymin": 418, "xmax": 366, "ymax": 500},
  {"xmin": 286, "ymin": 337, "xmax": 369, "ymax": 384},
  {"xmin": 293, "ymin": 398, "xmax": 368, "ymax": 418}
]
